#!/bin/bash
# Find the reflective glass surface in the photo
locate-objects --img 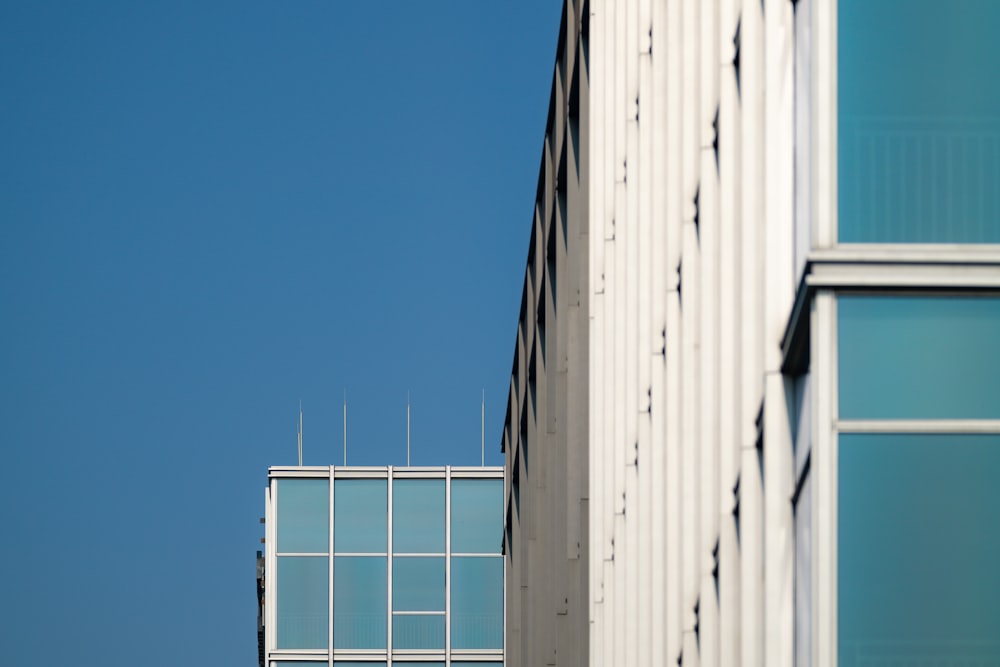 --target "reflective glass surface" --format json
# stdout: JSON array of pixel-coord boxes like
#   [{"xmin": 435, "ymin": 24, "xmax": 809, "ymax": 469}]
[
  {"xmin": 391, "ymin": 614, "xmax": 445, "ymax": 650},
  {"xmin": 334, "ymin": 479, "xmax": 387, "ymax": 553},
  {"xmin": 392, "ymin": 479, "xmax": 445, "ymax": 553},
  {"xmin": 839, "ymin": 434, "xmax": 1000, "ymax": 662},
  {"xmin": 277, "ymin": 479, "xmax": 329, "ymax": 553},
  {"xmin": 392, "ymin": 557, "xmax": 445, "ymax": 611},
  {"xmin": 451, "ymin": 479, "xmax": 503, "ymax": 553},
  {"xmin": 452, "ymin": 664, "xmax": 502, "ymax": 667},
  {"xmin": 333, "ymin": 556, "xmax": 387, "ymax": 649},
  {"xmin": 276, "ymin": 556, "xmax": 328, "ymax": 649},
  {"xmin": 450, "ymin": 557, "xmax": 503, "ymax": 649},
  {"xmin": 838, "ymin": 296, "xmax": 1000, "ymax": 420},
  {"xmin": 839, "ymin": 0, "xmax": 1000, "ymax": 243}
]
